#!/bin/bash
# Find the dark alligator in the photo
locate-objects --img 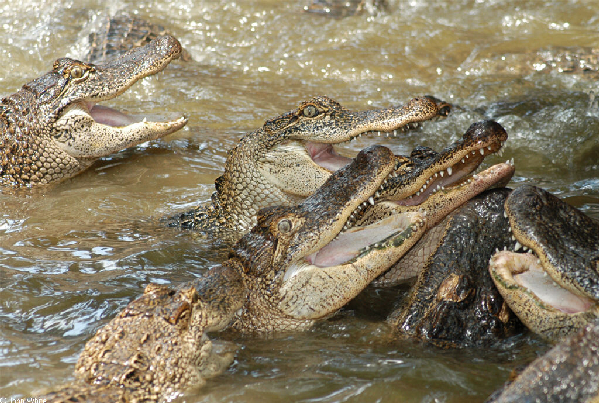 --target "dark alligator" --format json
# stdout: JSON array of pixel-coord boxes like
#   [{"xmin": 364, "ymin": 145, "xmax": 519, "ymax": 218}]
[
  {"xmin": 489, "ymin": 185, "xmax": 599, "ymax": 341},
  {"xmin": 169, "ymin": 95, "xmax": 451, "ymax": 244},
  {"xmin": 386, "ymin": 189, "xmax": 523, "ymax": 348},
  {"xmin": 304, "ymin": 0, "xmax": 387, "ymax": 17},
  {"xmin": 37, "ymin": 277, "xmax": 243, "ymax": 402},
  {"xmin": 85, "ymin": 13, "xmax": 193, "ymax": 64},
  {"xmin": 486, "ymin": 320, "xmax": 599, "ymax": 403},
  {"xmin": 0, "ymin": 35, "xmax": 187, "ymax": 188}
]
